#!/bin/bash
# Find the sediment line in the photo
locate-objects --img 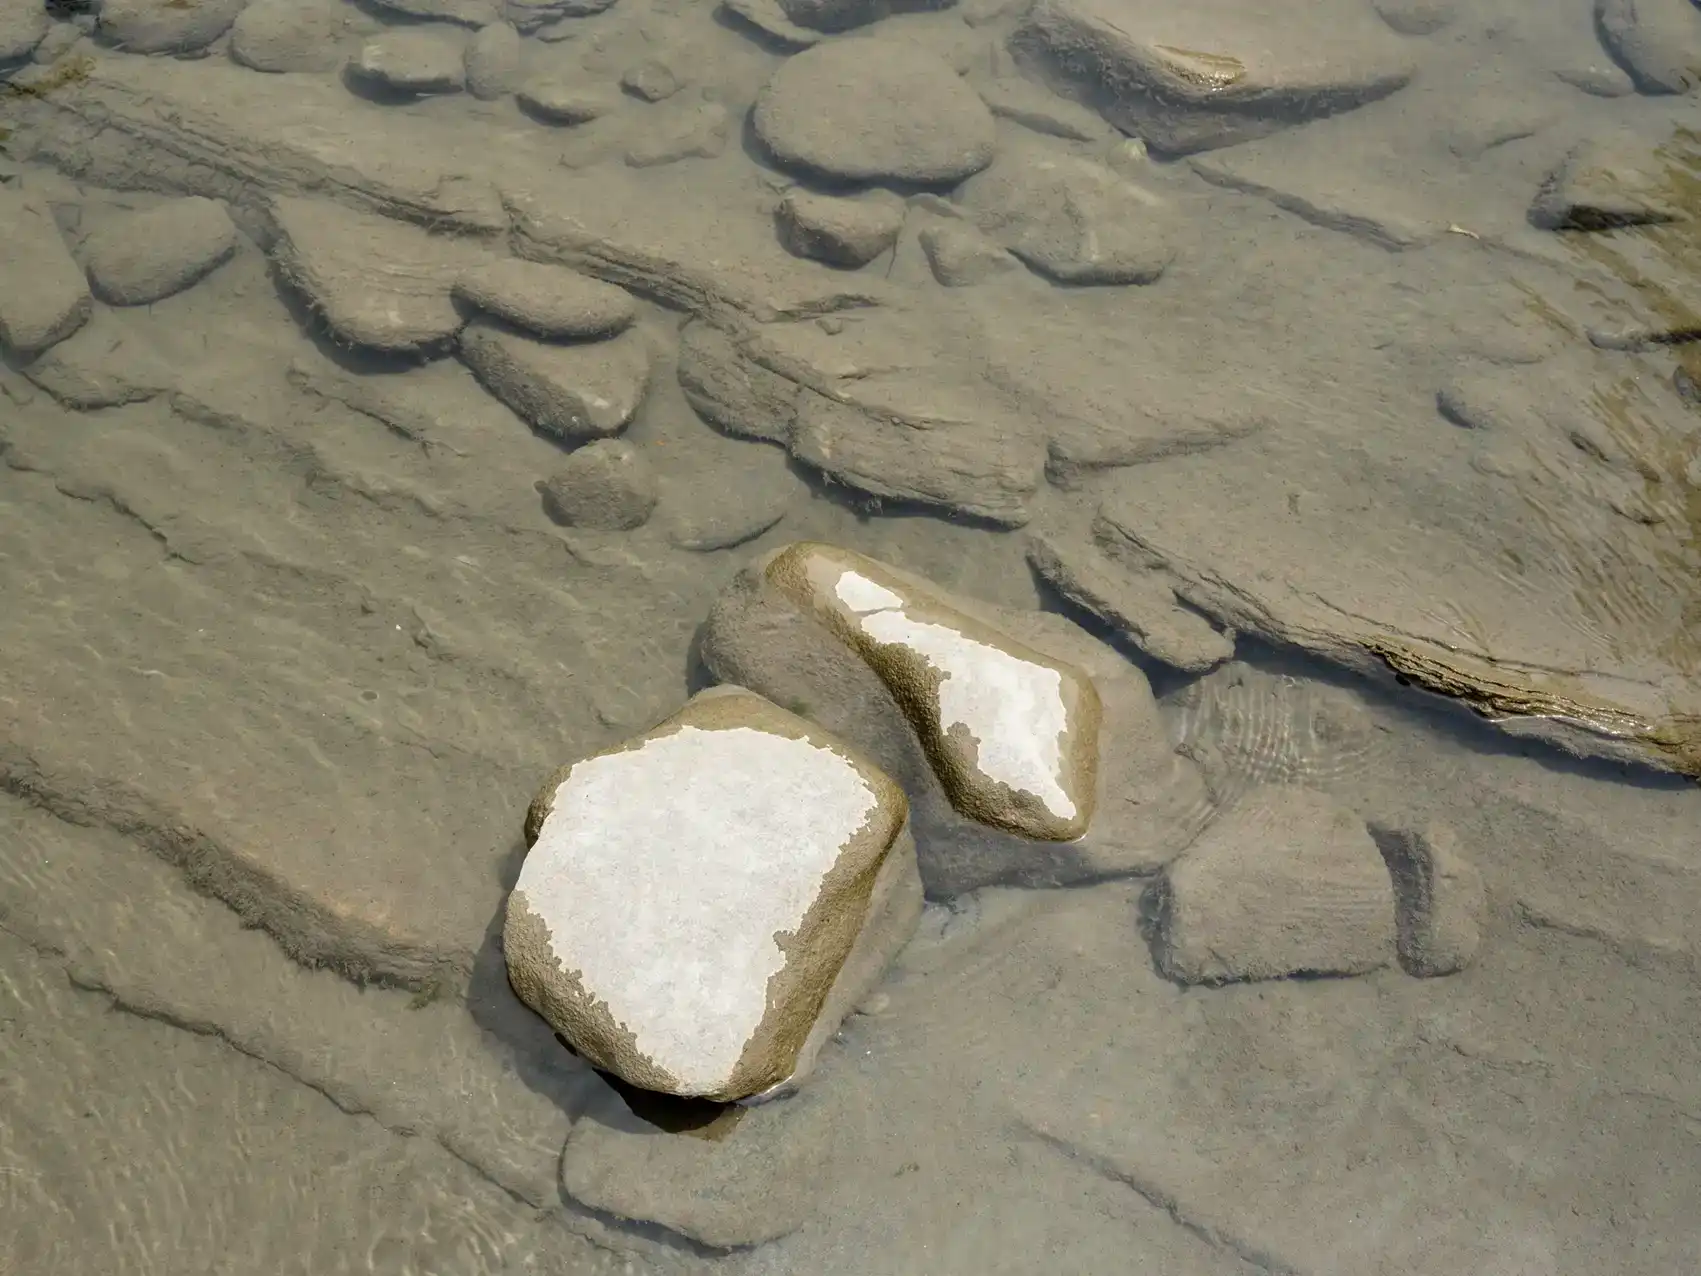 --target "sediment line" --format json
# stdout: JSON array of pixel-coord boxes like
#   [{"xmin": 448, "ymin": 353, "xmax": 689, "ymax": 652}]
[{"xmin": 0, "ymin": 740, "xmax": 463, "ymax": 991}]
